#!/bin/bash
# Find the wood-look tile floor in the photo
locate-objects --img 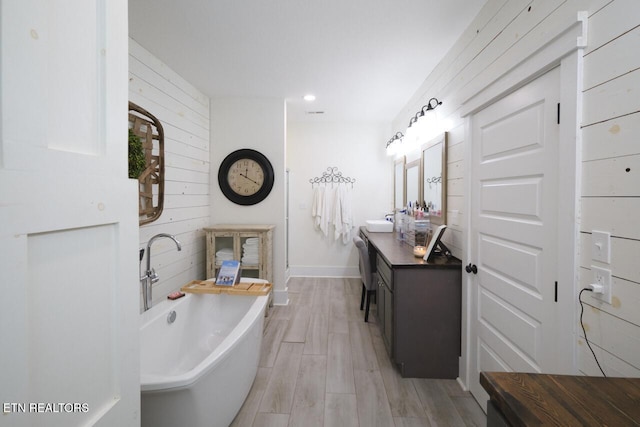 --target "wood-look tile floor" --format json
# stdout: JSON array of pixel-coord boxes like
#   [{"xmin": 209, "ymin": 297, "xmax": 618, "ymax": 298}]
[{"xmin": 231, "ymin": 277, "xmax": 486, "ymax": 427}]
